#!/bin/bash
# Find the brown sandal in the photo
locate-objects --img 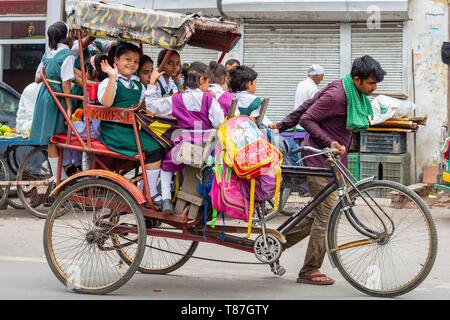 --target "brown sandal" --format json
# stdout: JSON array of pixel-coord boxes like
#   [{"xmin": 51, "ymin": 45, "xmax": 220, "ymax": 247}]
[{"xmin": 297, "ymin": 273, "xmax": 335, "ymax": 286}]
